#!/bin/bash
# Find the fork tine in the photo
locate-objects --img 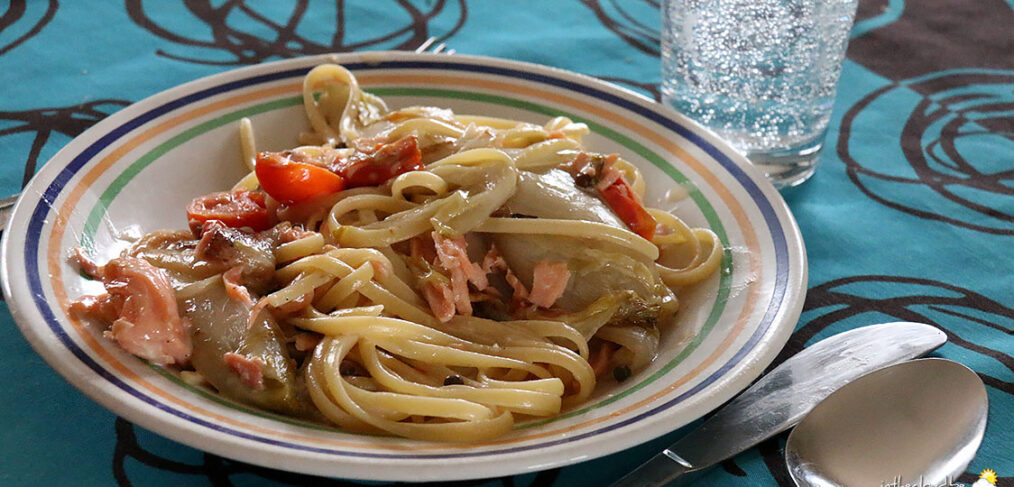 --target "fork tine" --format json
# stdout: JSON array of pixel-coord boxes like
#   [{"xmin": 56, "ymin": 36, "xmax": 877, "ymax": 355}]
[
  {"xmin": 414, "ymin": 36, "xmax": 454, "ymax": 55},
  {"xmin": 415, "ymin": 36, "xmax": 437, "ymax": 53}
]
